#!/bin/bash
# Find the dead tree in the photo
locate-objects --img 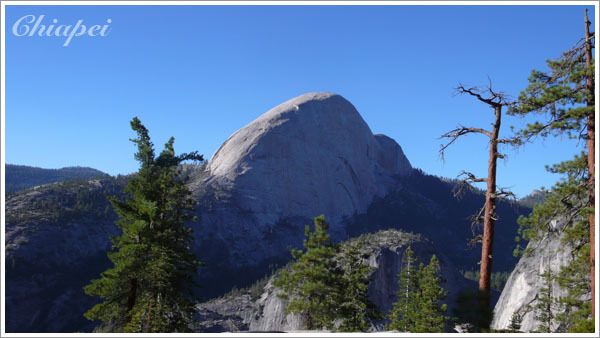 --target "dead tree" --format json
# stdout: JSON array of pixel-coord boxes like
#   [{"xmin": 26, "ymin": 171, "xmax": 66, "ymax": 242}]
[{"xmin": 439, "ymin": 80, "xmax": 514, "ymax": 316}]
